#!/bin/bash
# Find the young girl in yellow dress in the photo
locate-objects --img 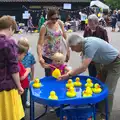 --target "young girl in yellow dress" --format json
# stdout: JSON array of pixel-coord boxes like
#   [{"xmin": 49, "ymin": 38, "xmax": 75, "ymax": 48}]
[{"xmin": 0, "ymin": 16, "xmax": 24, "ymax": 120}]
